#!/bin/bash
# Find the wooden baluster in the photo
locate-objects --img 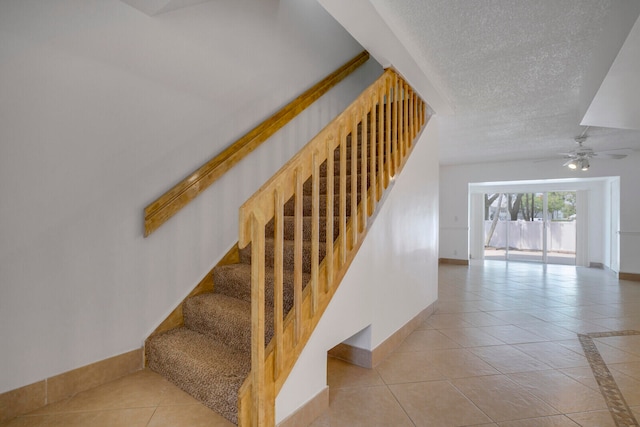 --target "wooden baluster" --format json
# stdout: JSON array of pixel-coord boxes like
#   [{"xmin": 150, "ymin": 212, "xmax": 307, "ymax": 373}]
[
  {"xmin": 413, "ymin": 92, "xmax": 420, "ymax": 138},
  {"xmin": 378, "ymin": 81, "xmax": 385, "ymax": 198},
  {"xmin": 351, "ymin": 108, "xmax": 359, "ymax": 248},
  {"xmin": 409, "ymin": 88, "xmax": 415, "ymax": 143},
  {"xmin": 385, "ymin": 77, "xmax": 392, "ymax": 188},
  {"xmin": 325, "ymin": 136, "xmax": 334, "ymax": 292},
  {"xmin": 311, "ymin": 152, "xmax": 319, "ymax": 315},
  {"xmin": 250, "ymin": 212, "xmax": 266, "ymax": 427},
  {"xmin": 369, "ymin": 93, "xmax": 377, "ymax": 216},
  {"xmin": 273, "ymin": 188, "xmax": 284, "ymax": 379},
  {"xmin": 398, "ymin": 80, "xmax": 404, "ymax": 162},
  {"xmin": 391, "ymin": 75, "xmax": 396, "ymax": 176},
  {"xmin": 293, "ymin": 169, "xmax": 303, "ymax": 344},
  {"xmin": 360, "ymin": 100, "xmax": 368, "ymax": 232},
  {"xmin": 403, "ymin": 82, "xmax": 409, "ymax": 158},
  {"xmin": 339, "ymin": 121, "xmax": 348, "ymax": 266},
  {"xmin": 392, "ymin": 74, "xmax": 402, "ymax": 177}
]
